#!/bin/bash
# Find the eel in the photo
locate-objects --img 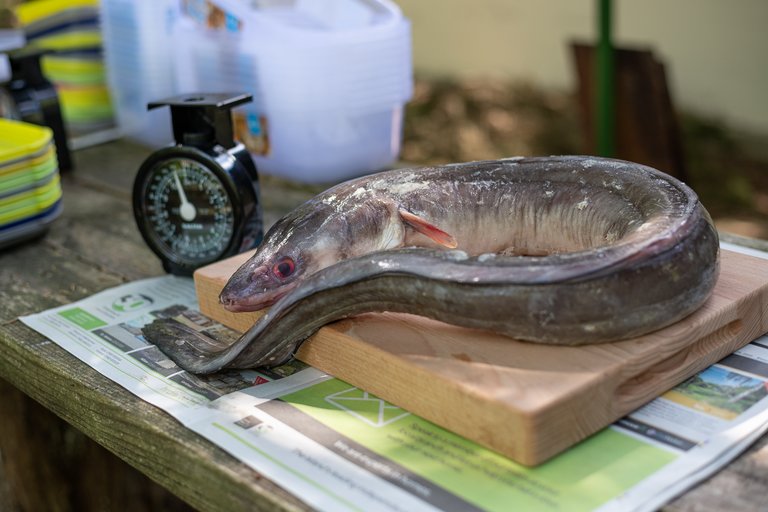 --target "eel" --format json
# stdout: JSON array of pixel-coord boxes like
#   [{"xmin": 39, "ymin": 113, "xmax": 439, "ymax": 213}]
[{"xmin": 143, "ymin": 156, "xmax": 720, "ymax": 373}]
